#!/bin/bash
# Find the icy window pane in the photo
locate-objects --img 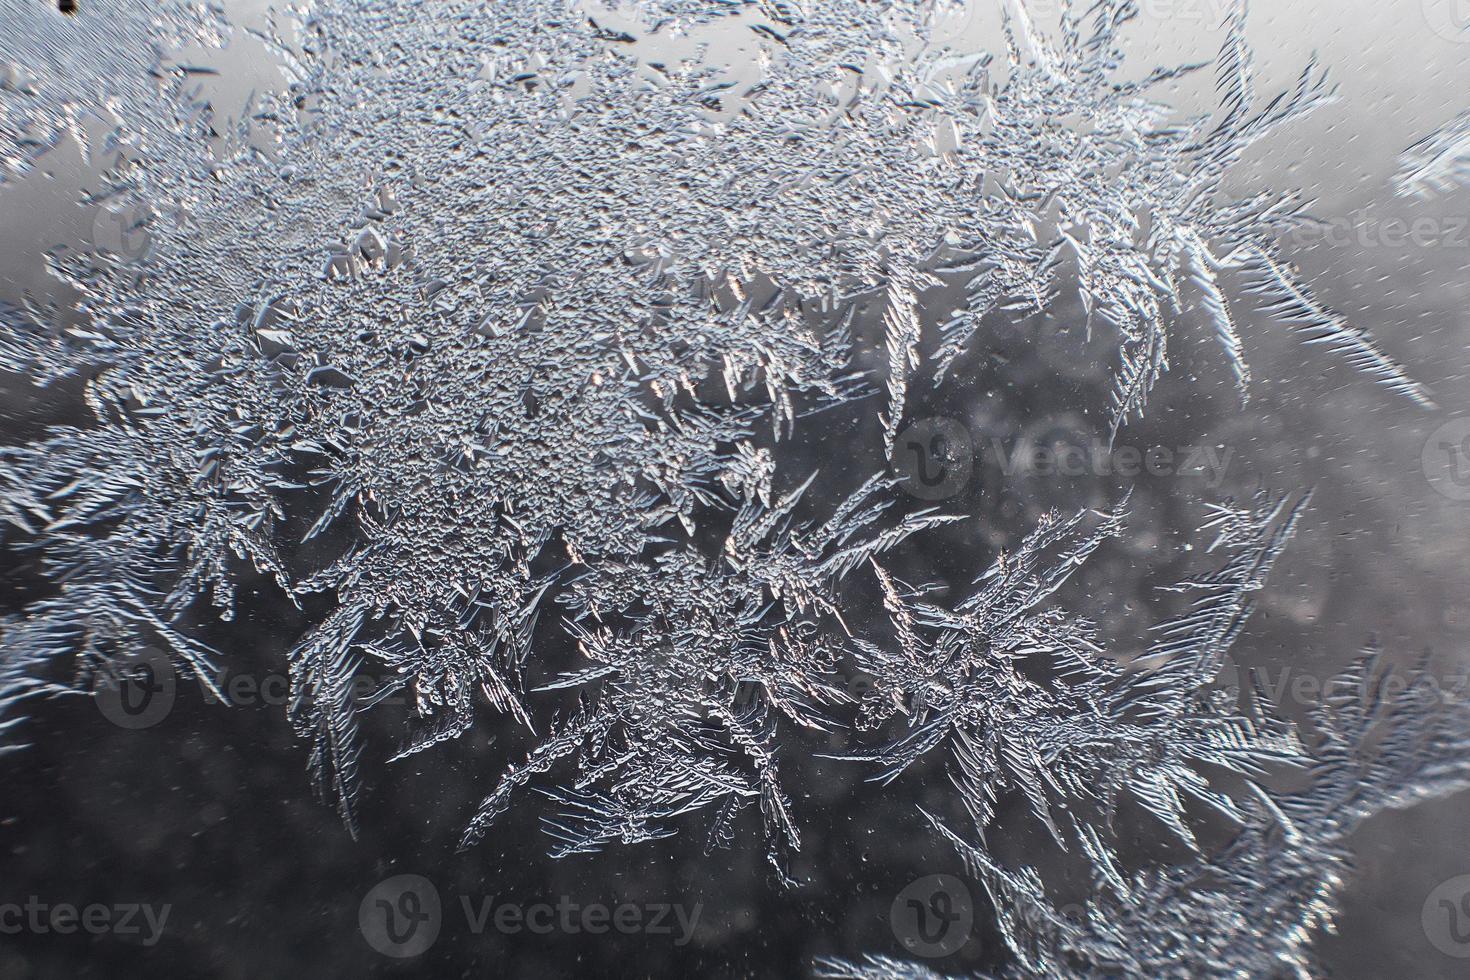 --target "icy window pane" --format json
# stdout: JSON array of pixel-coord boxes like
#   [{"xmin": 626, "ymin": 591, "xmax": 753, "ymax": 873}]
[{"xmin": 1, "ymin": 1, "xmax": 1468, "ymax": 977}]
